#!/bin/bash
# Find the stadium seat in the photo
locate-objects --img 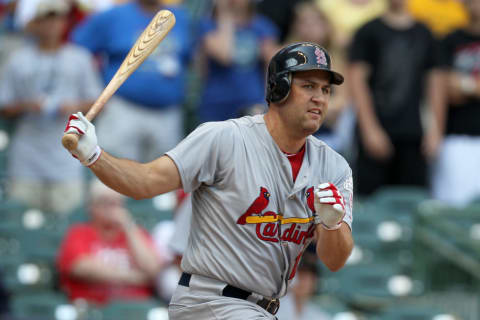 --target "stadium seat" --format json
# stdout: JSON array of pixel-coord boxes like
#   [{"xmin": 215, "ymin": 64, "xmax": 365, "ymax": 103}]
[
  {"xmin": 414, "ymin": 200, "xmax": 480, "ymax": 291},
  {"xmin": 126, "ymin": 198, "xmax": 173, "ymax": 230},
  {"xmin": 11, "ymin": 291, "xmax": 71, "ymax": 319},
  {"xmin": 370, "ymin": 186, "xmax": 429, "ymax": 212},
  {"xmin": 100, "ymin": 299, "xmax": 167, "ymax": 320},
  {"xmin": 323, "ymin": 262, "xmax": 424, "ymax": 311},
  {"xmin": 372, "ymin": 303, "xmax": 454, "ymax": 320}
]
